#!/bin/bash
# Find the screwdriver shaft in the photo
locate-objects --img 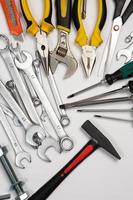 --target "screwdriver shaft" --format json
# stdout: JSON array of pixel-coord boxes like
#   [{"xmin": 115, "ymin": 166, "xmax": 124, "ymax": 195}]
[
  {"xmin": 95, "ymin": 115, "xmax": 132, "ymax": 122},
  {"xmin": 77, "ymin": 108, "xmax": 133, "ymax": 112}
]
